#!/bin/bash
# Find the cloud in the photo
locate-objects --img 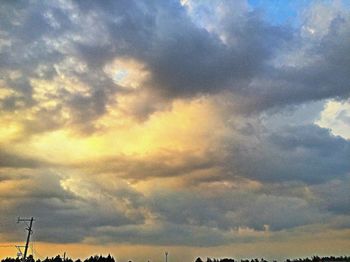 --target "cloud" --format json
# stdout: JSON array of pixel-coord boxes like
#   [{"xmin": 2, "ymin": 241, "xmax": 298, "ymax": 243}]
[
  {"xmin": 1, "ymin": 0, "xmax": 350, "ymax": 135},
  {"xmin": 316, "ymin": 99, "xmax": 350, "ymax": 139},
  {"xmin": 0, "ymin": 170, "xmax": 147, "ymax": 243},
  {"xmin": 0, "ymin": 148, "xmax": 47, "ymax": 168},
  {"xmin": 72, "ymin": 149, "xmax": 218, "ymax": 182},
  {"xmin": 221, "ymin": 123, "xmax": 350, "ymax": 184},
  {"xmin": 64, "ymin": 119, "xmax": 350, "ymax": 187},
  {"xmin": 147, "ymin": 186, "xmax": 325, "ymax": 233},
  {"xmin": 1, "ymin": 0, "xmax": 350, "ymax": 251},
  {"xmin": 312, "ymin": 176, "xmax": 350, "ymax": 216}
]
